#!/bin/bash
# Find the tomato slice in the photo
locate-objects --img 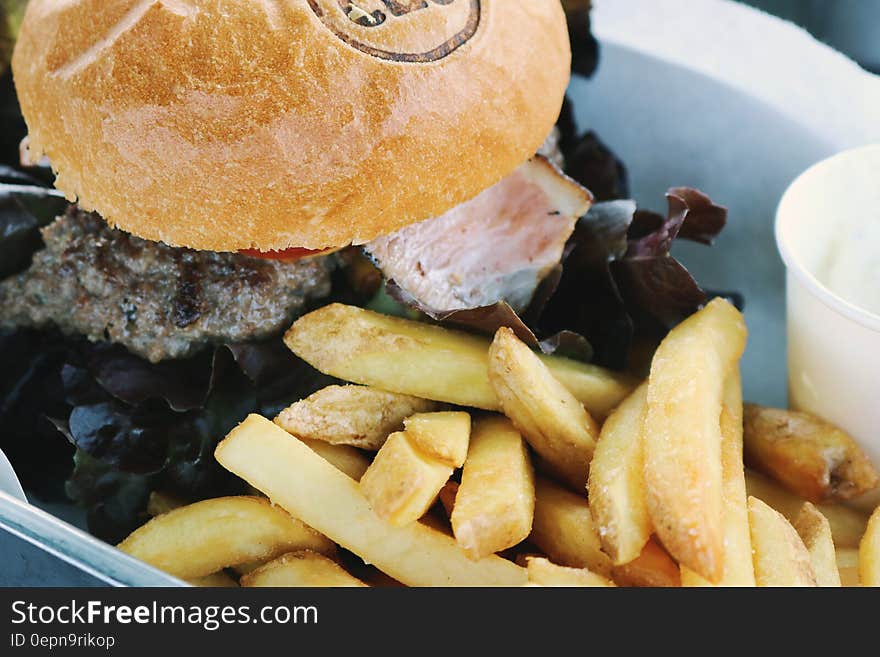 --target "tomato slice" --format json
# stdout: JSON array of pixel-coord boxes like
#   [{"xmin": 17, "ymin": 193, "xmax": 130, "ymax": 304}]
[{"xmin": 238, "ymin": 246, "xmax": 333, "ymax": 263}]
